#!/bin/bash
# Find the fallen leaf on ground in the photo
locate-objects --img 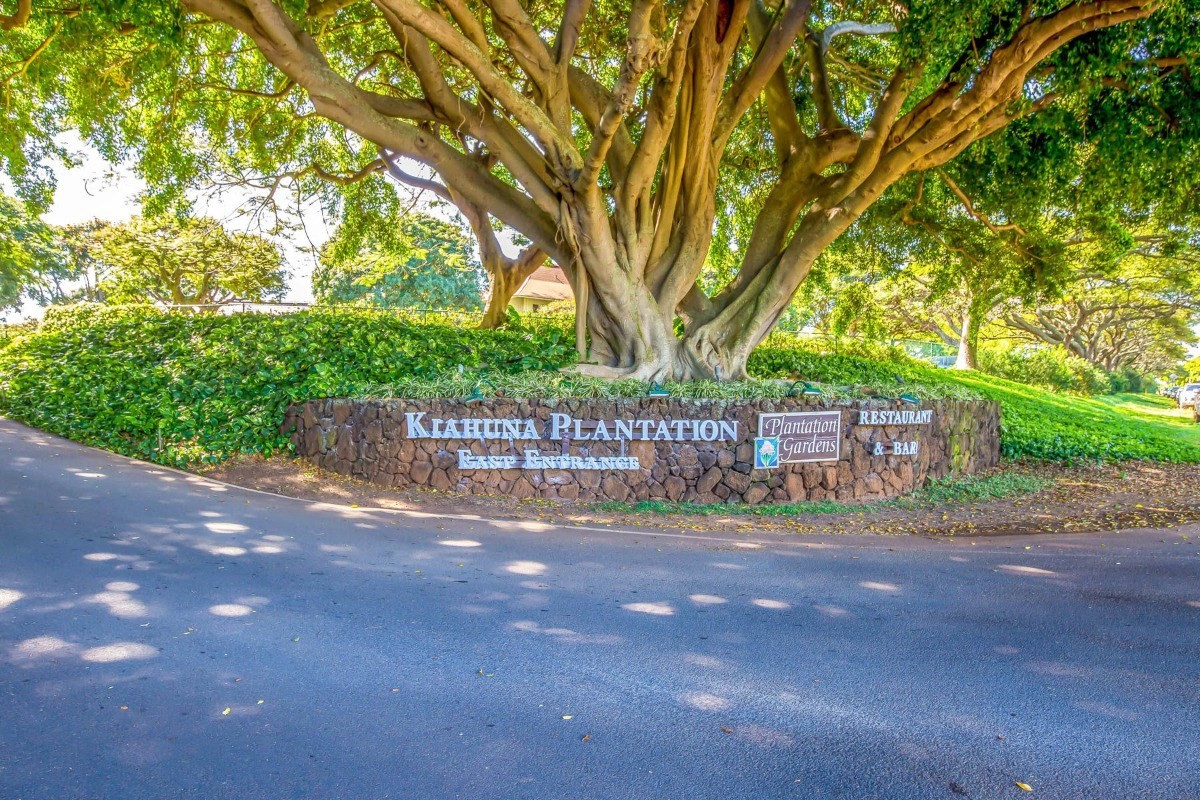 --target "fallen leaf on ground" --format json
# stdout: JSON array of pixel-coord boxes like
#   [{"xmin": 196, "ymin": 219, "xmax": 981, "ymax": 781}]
[
  {"xmin": 1015, "ymin": 781, "xmax": 1033, "ymax": 791},
  {"xmin": 581, "ymin": 734, "xmax": 591, "ymax": 741},
  {"xmin": 719, "ymin": 726, "xmax": 733, "ymax": 734},
  {"xmin": 562, "ymin": 715, "xmax": 573, "ymax": 720},
  {"xmin": 222, "ymin": 707, "xmax": 231, "ymax": 716}
]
